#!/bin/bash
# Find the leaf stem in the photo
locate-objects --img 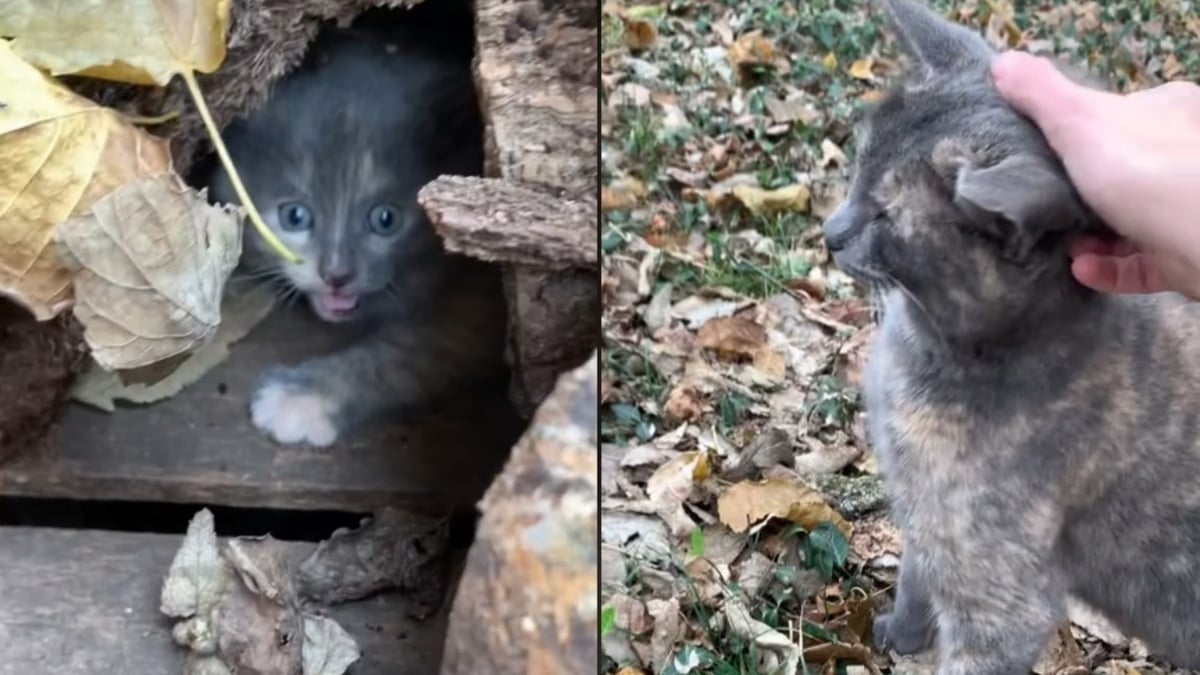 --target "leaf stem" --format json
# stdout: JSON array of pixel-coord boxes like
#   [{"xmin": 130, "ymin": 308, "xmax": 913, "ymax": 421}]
[
  {"xmin": 124, "ymin": 109, "xmax": 181, "ymax": 126},
  {"xmin": 180, "ymin": 70, "xmax": 301, "ymax": 263}
]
